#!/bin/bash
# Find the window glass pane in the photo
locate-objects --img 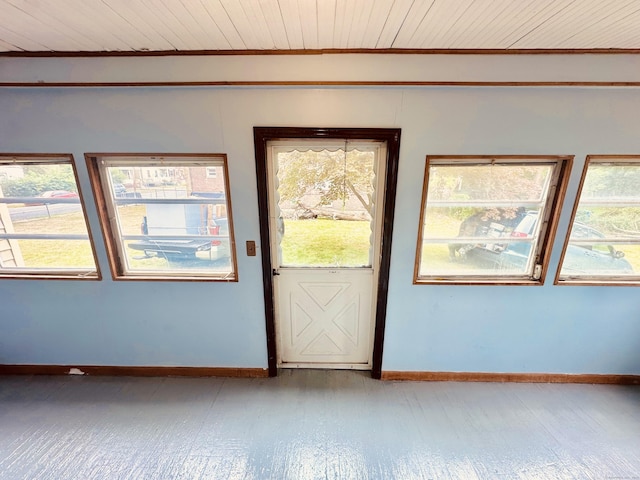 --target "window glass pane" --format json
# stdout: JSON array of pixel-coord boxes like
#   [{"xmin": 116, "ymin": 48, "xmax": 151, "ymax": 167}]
[
  {"xmin": 10, "ymin": 239, "xmax": 95, "ymax": 269},
  {"xmin": 559, "ymin": 161, "xmax": 640, "ymax": 281},
  {"xmin": 416, "ymin": 159, "xmax": 565, "ymax": 283},
  {"xmin": 419, "ymin": 208, "xmax": 537, "ymax": 276},
  {"xmin": 0, "ymin": 158, "xmax": 97, "ymax": 277},
  {"xmin": 94, "ymin": 157, "xmax": 237, "ymax": 280},
  {"xmin": 275, "ymin": 148, "xmax": 375, "ymax": 268}
]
